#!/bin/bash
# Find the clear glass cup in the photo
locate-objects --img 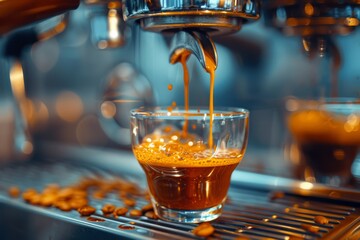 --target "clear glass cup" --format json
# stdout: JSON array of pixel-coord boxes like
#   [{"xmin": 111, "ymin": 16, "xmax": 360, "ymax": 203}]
[
  {"xmin": 130, "ymin": 107, "xmax": 249, "ymax": 223},
  {"xmin": 286, "ymin": 98, "xmax": 360, "ymax": 186}
]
